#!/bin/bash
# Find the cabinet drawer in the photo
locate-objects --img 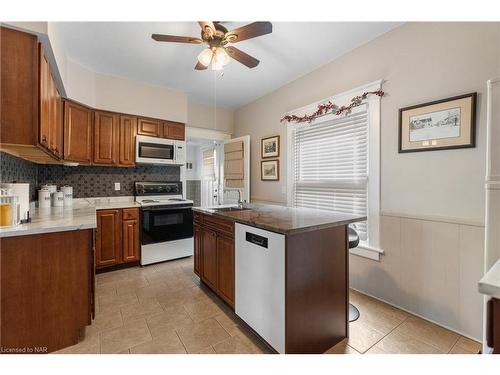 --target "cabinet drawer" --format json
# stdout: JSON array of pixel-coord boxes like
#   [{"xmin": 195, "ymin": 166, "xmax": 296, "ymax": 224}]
[
  {"xmin": 203, "ymin": 214, "xmax": 234, "ymax": 237},
  {"xmin": 122, "ymin": 207, "xmax": 139, "ymax": 220}
]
